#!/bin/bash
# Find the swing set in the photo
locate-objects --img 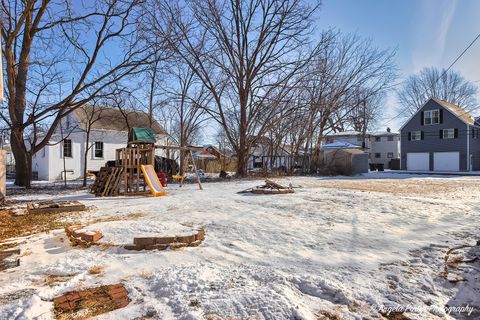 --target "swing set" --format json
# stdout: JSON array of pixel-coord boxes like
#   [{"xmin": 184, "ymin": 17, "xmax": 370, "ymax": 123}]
[{"xmin": 90, "ymin": 128, "xmax": 203, "ymax": 197}]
